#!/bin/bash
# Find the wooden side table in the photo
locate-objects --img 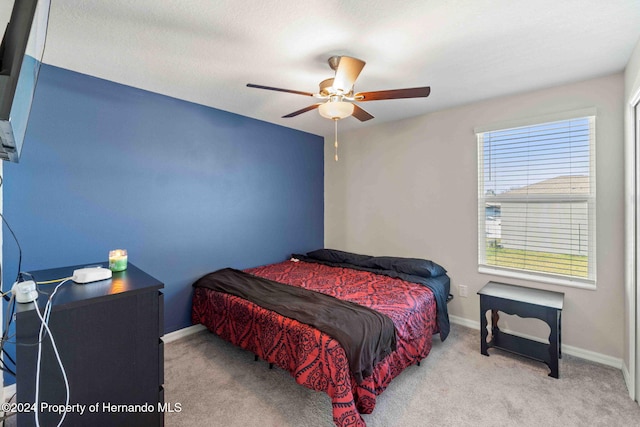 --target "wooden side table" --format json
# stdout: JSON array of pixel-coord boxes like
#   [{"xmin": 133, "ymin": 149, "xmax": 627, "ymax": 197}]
[{"xmin": 478, "ymin": 281, "xmax": 564, "ymax": 378}]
